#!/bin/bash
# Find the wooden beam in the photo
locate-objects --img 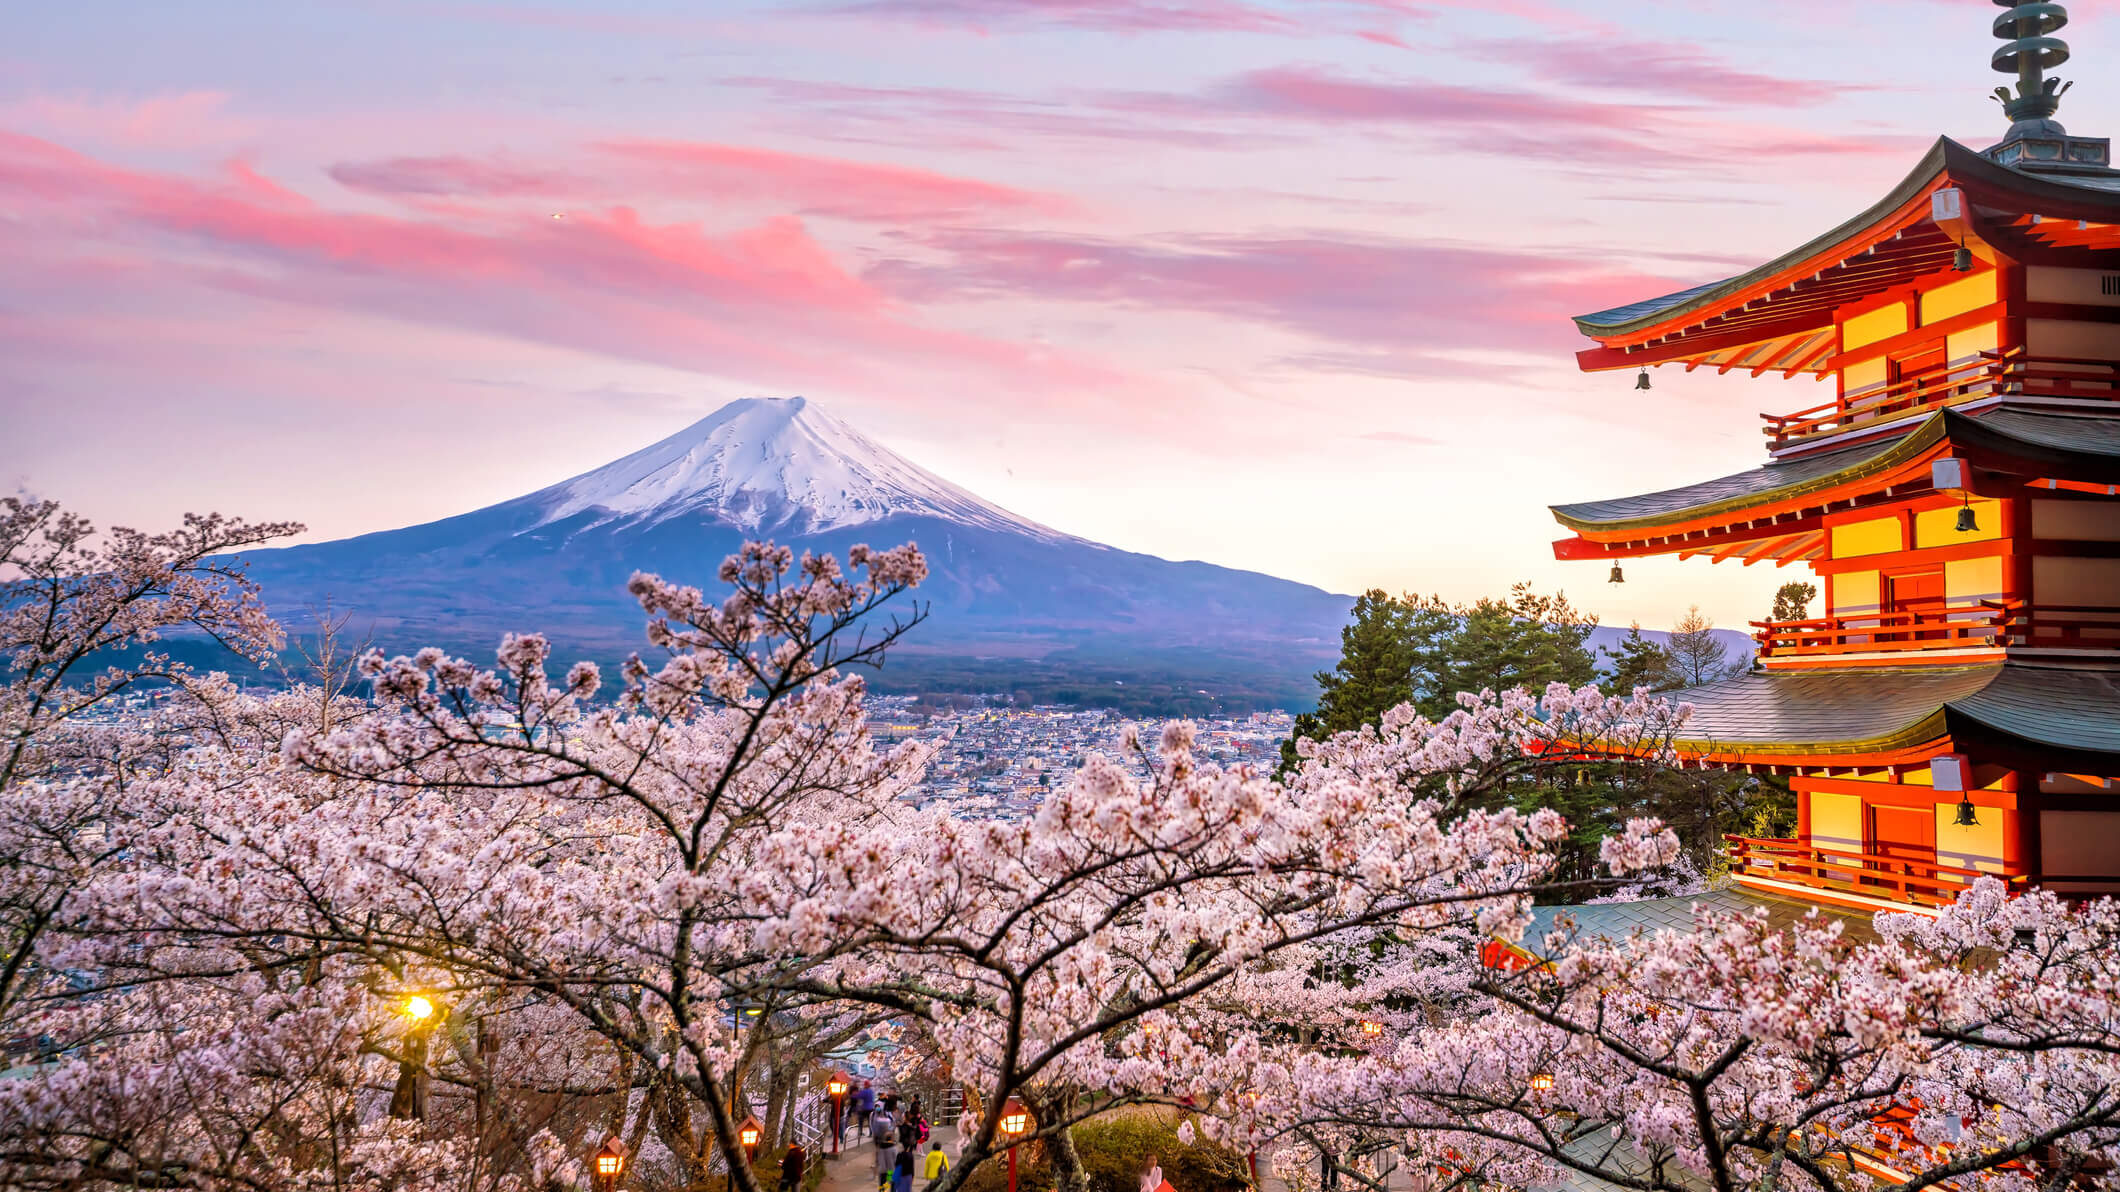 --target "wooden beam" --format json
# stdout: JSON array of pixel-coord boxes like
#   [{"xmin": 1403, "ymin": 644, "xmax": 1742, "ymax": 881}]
[{"xmin": 1577, "ymin": 311, "xmax": 1834, "ymax": 372}]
